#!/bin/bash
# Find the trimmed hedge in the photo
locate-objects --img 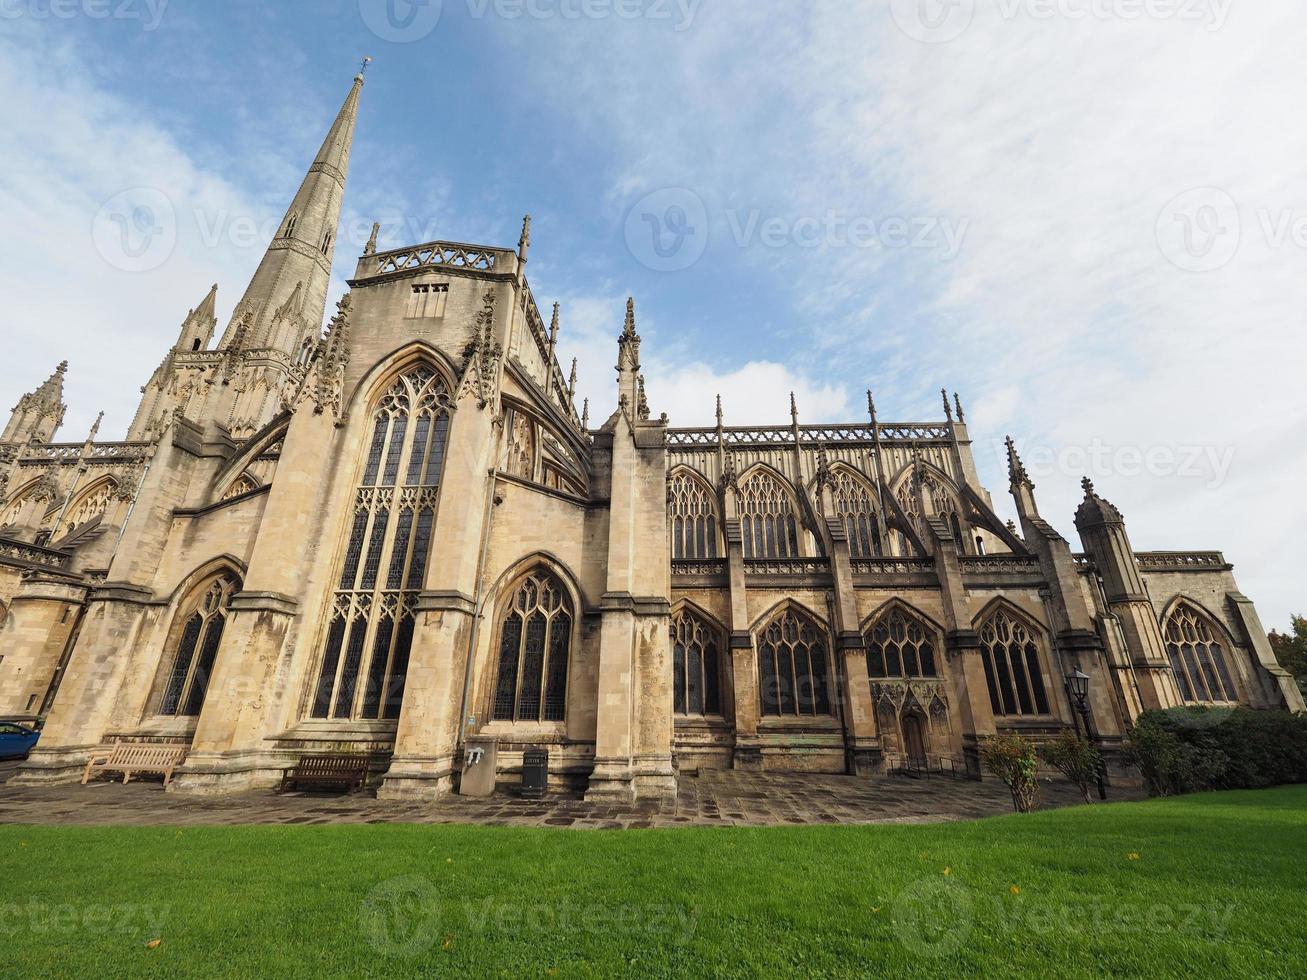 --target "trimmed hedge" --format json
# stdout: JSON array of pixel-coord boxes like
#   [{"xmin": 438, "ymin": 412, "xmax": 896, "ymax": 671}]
[{"xmin": 1125, "ymin": 707, "xmax": 1307, "ymax": 796}]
